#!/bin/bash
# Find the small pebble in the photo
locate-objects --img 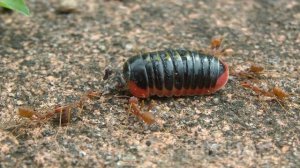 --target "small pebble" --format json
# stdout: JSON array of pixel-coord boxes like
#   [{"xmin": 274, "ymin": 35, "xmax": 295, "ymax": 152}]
[
  {"xmin": 79, "ymin": 151, "xmax": 86, "ymax": 157},
  {"xmin": 56, "ymin": 0, "xmax": 79, "ymax": 14},
  {"xmin": 145, "ymin": 141, "xmax": 151, "ymax": 146},
  {"xmin": 125, "ymin": 44, "xmax": 133, "ymax": 50}
]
